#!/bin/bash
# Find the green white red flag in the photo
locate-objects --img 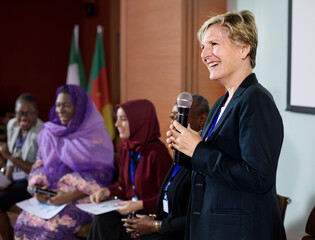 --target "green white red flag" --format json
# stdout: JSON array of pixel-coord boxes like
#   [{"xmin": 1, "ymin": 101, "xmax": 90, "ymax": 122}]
[
  {"xmin": 66, "ymin": 25, "xmax": 86, "ymax": 89},
  {"xmin": 87, "ymin": 25, "xmax": 115, "ymax": 140}
]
